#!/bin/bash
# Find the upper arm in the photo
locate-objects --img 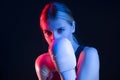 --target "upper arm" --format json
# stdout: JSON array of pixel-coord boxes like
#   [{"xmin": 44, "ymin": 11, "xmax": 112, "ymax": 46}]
[{"xmin": 77, "ymin": 47, "xmax": 100, "ymax": 80}]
